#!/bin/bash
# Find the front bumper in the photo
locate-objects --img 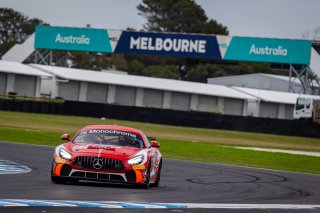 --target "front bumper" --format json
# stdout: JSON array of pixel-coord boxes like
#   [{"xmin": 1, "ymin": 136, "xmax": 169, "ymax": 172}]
[{"xmin": 52, "ymin": 159, "xmax": 143, "ymax": 184}]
